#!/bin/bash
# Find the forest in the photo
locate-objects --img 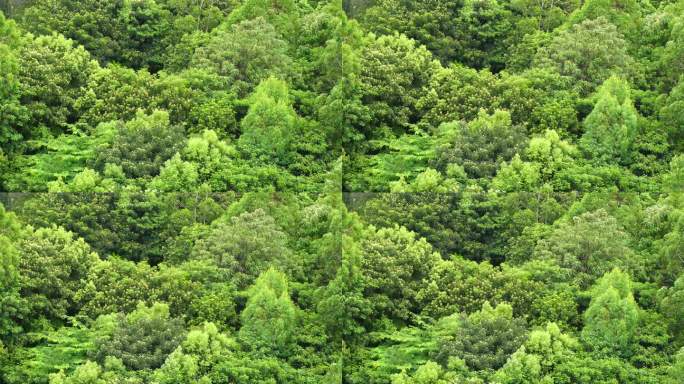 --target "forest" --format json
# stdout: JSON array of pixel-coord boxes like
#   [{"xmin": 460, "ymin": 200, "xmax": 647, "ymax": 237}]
[{"xmin": 0, "ymin": 0, "xmax": 683, "ymax": 382}]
